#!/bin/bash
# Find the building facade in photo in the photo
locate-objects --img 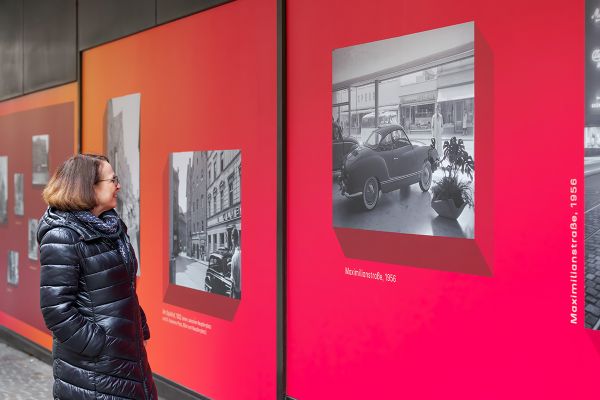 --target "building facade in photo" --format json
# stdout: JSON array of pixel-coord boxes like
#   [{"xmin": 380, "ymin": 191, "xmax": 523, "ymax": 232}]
[
  {"xmin": 171, "ymin": 166, "xmax": 180, "ymax": 258},
  {"xmin": 206, "ymin": 150, "xmax": 241, "ymax": 254},
  {"xmin": 186, "ymin": 152, "xmax": 208, "ymax": 260}
]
